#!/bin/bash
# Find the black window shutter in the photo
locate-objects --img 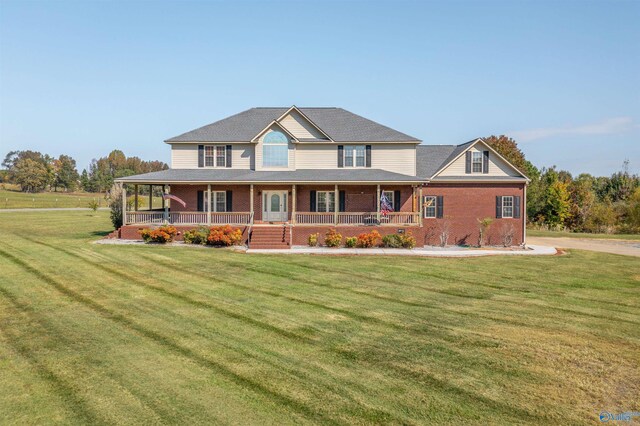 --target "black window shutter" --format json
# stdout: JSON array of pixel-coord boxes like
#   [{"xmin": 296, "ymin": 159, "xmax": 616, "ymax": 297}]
[
  {"xmin": 465, "ymin": 151, "xmax": 471, "ymax": 174},
  {"xmin": 197, "ymin": 190, "xmax": 204, "ymax": 212},
  {"xmin": 436, "ymin": 195, "xmax": 444, "ymax": 218},
  {"xmin": 337, "ymin": 145, "xmax": 344, "ymax": 168},
  {"xmin": 393, "ymin": 190, "xmax": 401, "ymax": 212},
  {"xmin": 310, "ymin": 190, "xmax": 317, "ymax": 212},
  {"xmin": 226, "ymin": 145, "xmax": 232, "ymax": 168},
  {"xmin": 514, "ymin": 195, "xmax": 521, "ymax": 218},
  {"xmin": 496, "ymin": 196, "xmax": 502, "ymax": 218},
  {"xmin": 339, "ymin": 190, "xmax": 345, "ymax": 212},
  {"xmin": 483, "ymin": 151, "xmax": 489, "ymax": 174},
  {"xmin": 198, "ymin": 145, "xmax": 204, "ymax": 168},
  {"xmin": 365, "ymin": 145, "xmax": 372, "ymax": 168},
  {"xmin": 226, "ymin": 190, "xmax": 232, "ymax": 212}
]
